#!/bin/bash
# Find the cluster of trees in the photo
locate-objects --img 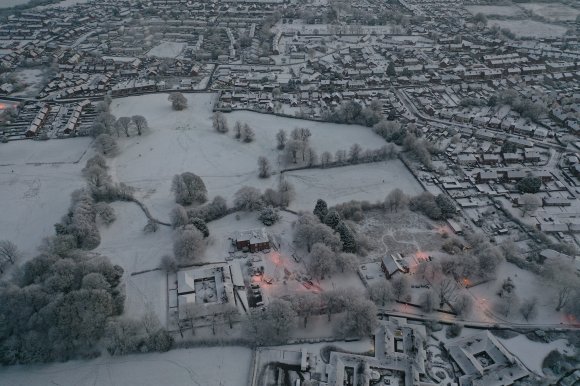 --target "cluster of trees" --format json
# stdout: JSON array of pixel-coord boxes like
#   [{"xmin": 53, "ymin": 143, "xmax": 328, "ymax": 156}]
[
  {"xmin": 172, "ymin": 225, "xmax": 206, "ymax": 266},
  {"xmin": 282, "ymin": 128, "xmax": 317, "ymax": 165},
  {"xmin": 321, "ymin": 143, "xmax": 398, "ymax": 168},
  {"xmin": 294, "ymin": 199, "xmax": 364, "ymax": 260},
  {"xmin": 105, "ymin": 310, "xmax": 172, "ymax": 356},
  {"xmin": 0, "ymin": 241, "xmax": 125, "ymax": 364},
  {"xmin": 244, "ymin": 289, "xmax": 378, "ymax": 345},
  {"xmin": 55, "ymin": 155, "xmax": 135, "ymax": 252},
  {"xmin": 323, "ymin": 100, "xmax": 383, "ymax": 127},
  {"xmin": 233, "ymin": 120, "xmax": 255, "ymax": 143},
  {"xmin": 168, "ymin": 92, "xmax": 188, "ymax": 111},
  {"xmin": 408, "ymin": 192, "xmax": 457, "ymax": 220},
  {"xmin": 171, "ymin": 172, "xmax": 208, "ymax": 206},
  {"xmin": 517, "ymin": 176, "xmax": 542, "ymax": 194},
  {"xmin": 233, "ymin": 180, "xmax": 296, "ymax": 214},
  {"xmin": 112, "ymin": 115, "xmax": 148, "ymax": 137},
  {"xmin": 489, "ymin": 90, "xmax": 547, "ymax": 123}
]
